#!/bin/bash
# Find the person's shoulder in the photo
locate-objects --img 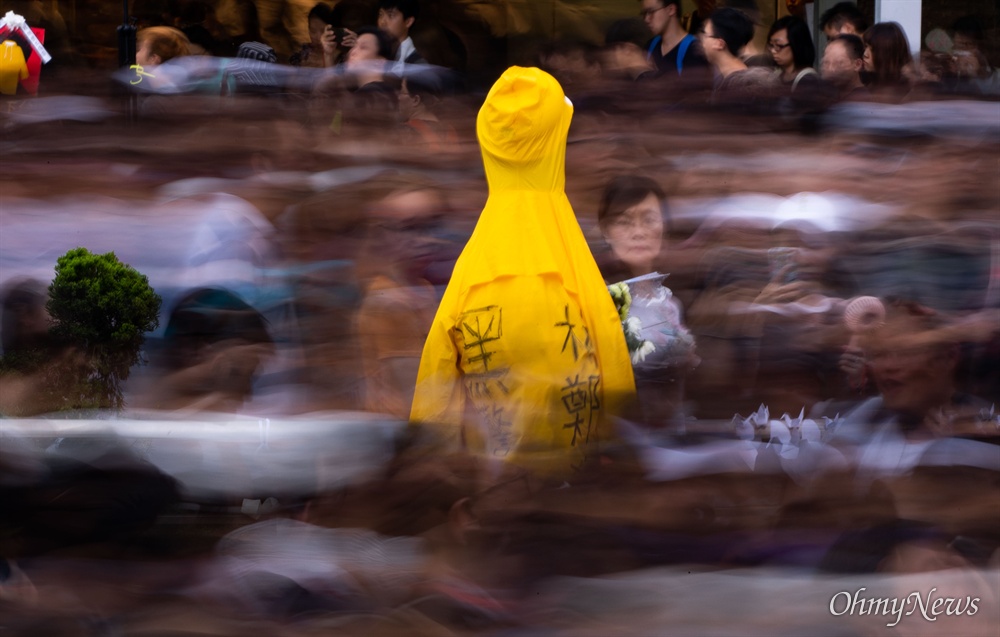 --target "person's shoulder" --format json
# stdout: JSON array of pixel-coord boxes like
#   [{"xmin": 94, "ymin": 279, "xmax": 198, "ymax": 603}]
[
  {"xmin": 717, "ymin": 67, "xmax": 779, "ymax": 100},
  {"xmin": 792, "ymin": 67, "xmax": 821, "ymax": 89},
  {"xmin": 404, "ymin": 50, "xmax": 426, "ymax": 65},
  {"xmin": 680, "ymin": 35, "xmax": 708, "ymax": 65}
]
